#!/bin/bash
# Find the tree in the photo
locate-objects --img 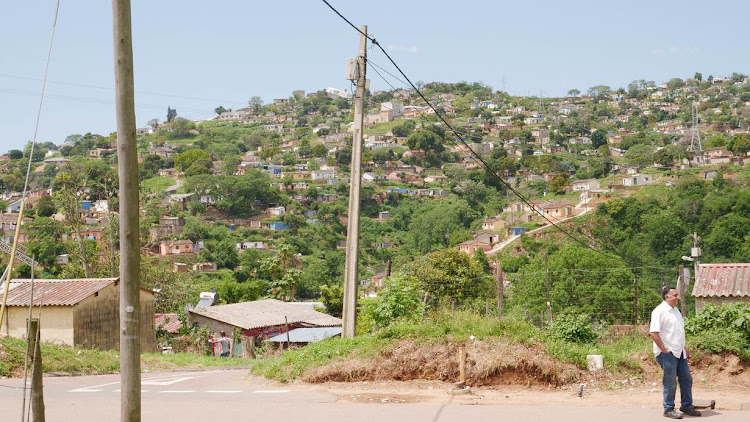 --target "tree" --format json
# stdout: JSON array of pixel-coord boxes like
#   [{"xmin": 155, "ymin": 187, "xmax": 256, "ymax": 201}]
[
  {"xmin": 727, "ymin": 134, "xmax": 750, "ymax": 155},
  {"xmin": 591, "ymin": 129, "xmax": 608, "ymax": 148},
  {"xmin": 549, "ymin": 173, "xmax": 569, "ymax": 194},
  {"xmin": 391, "ymin": 120, "xmax": 416, "ymax": 137},
  {"xmin": 666, "ymin": 78, "xmax": 684, "ymax": 91},
  {"xmin": 26, "ymin": 217, "xmax": 66, "ymax": 267},
  {"xmin": 214, "ymin": 106, "xmax": 228, "ymax": 115},
  {"xmin": 694, "ymin": 72, "xmax": 703, "ymax": 82},
  {"xmin": 35, "ymin": 195, "xmax": 57, "ymax": 217},
  {"xmin": 174, "ymin": 148, "xmax": 210, "ymax": 171},
  {"xmin": 248, "ymin": 96, "xmax": 263, "ymax": 113},
  {"xmin": 566, "ymin": 89, "xmax": 580, "ymax": 98},
  {"xmin": 147, "ymin": 118, "xmax": 159, "ymax": 129},
  {"xmin": 624, "ymin": 144, "xmax": 656, "ymax": 167},
  {"xmin": 587, "ymin": 85, "xmax": 612, "ymax": 100},
  {"xmin": 403, "ymin": 248, "xmax": 491, "ymax": 305},
  {"xmin": 185, "ymin": 158, "xmax": 213, "ymax": 176},
  {"xmin": 8, "ymin": 149, "xmax": 23, "ymax": 160},
  {"xmin": 320, "ymin": 284, "xmax": 344, "ymax": 317},
  {"xmin": 168, "ymin": 117, "xmax": 196, "ymax": 139},
  {"xmin": 406, "ymin": 130, "xmax": 444, "ymax": 153},
  {"xmin": 362, "ymin": 275, "xmax": 425, "ymax": 328},
  {"xmin": 166, "ymin": 106, "xmax": 177, "ymax": 122}
]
